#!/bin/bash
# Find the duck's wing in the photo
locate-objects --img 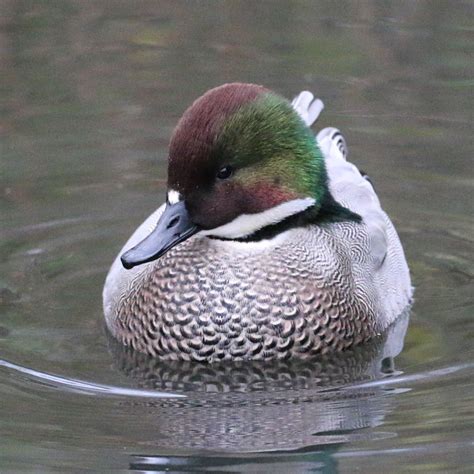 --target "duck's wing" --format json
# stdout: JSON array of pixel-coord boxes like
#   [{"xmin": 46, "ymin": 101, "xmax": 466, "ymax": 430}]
[
  {"xmin": 317, "ymin": 126, "xmax": 388, "ymax": 266},
  {"xmin": 317, "ymin": 125, "xmax": 412, "ymax": 325},
  {"xmin": 103, "ymin": 204, "xmax": 166, "ymax": 325}
]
